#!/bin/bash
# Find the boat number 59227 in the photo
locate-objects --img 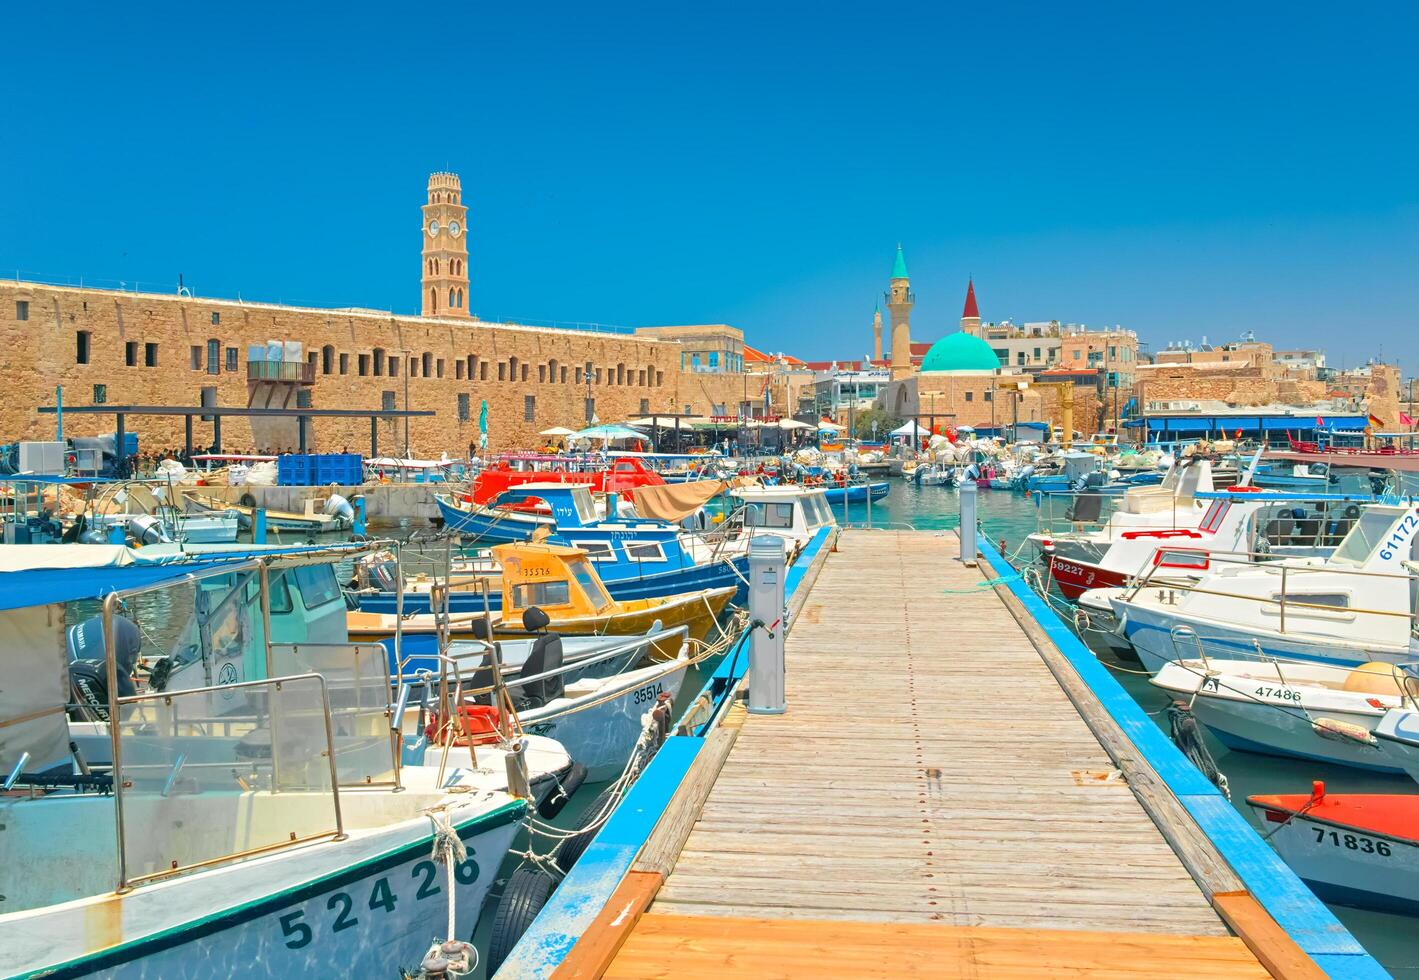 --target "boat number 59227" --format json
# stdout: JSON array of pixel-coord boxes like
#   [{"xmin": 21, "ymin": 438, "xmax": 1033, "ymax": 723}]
[{"xmin": 277, "ymin": 856, "xmax": 480, "ymax": 949}]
